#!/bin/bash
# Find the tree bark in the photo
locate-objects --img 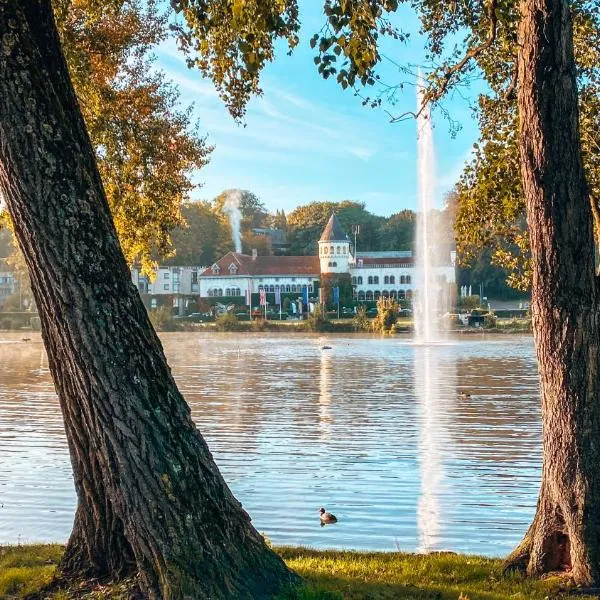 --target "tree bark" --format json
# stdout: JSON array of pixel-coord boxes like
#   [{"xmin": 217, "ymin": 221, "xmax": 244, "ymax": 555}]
[
  {"xmin": 505, "ymin": 0, "xmax": 600, "ymax": 586},
  {"xmin": 0, "ymin": 1, "xmax": 296, "ymax": 597}
]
